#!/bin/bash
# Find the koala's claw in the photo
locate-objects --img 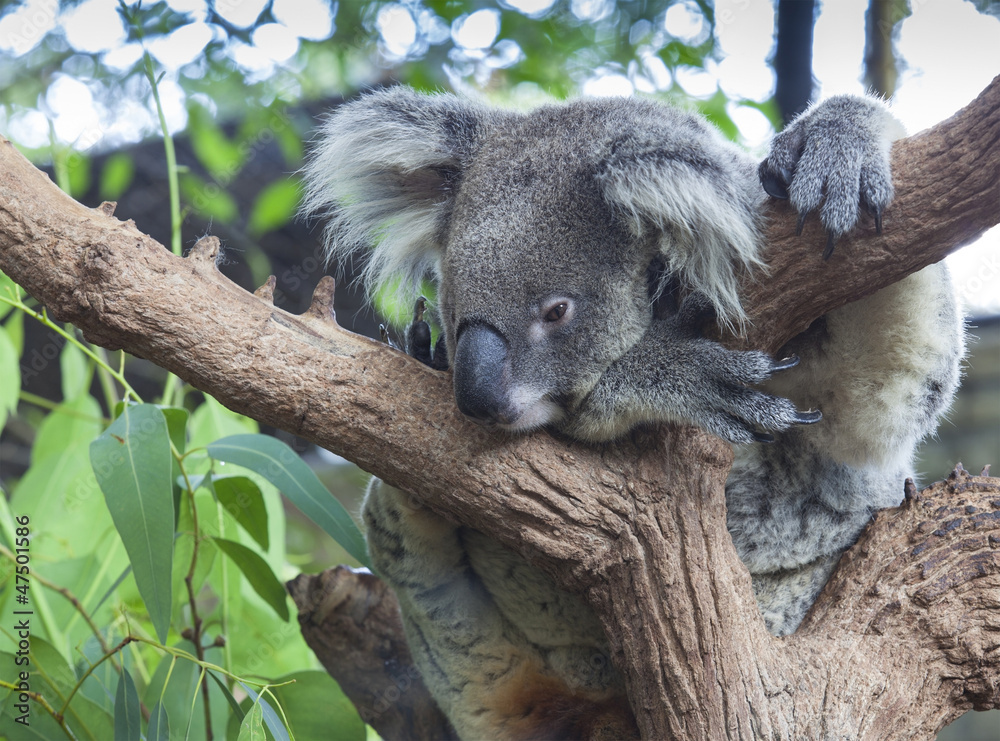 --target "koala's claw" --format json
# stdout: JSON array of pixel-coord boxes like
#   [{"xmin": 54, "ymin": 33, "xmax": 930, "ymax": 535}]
[
  {"xmin": 795, "ymin": 213, "xmax": 808, "ymax": 237},
  {"xmin": 403, "ymin": 297, "xmax": 449, "ymax": 371},
  {"xmin": 870, "ymin": 204, "xmax": 884, "ymax": 235},
  {"xmin": 771, "ymin": 355, "xmax": 800, "ymax": 372},
  {"xmin": 753, "ymin": 431, "xmax": 776, "ymax": 444},
  {"xmin": 794, "ymin": 409, "xmax": 823, "ymax": 425},
  {"xmin": 823, "ymin": 232, "xmax": 838, "ymax": 261},
  {"xmin": 379, "ymin": 324, "xmax": 401, "ymax": 351},
  {"xmin": 759, "ymin": 166, "xmax": 791, "ymax": 200}
]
